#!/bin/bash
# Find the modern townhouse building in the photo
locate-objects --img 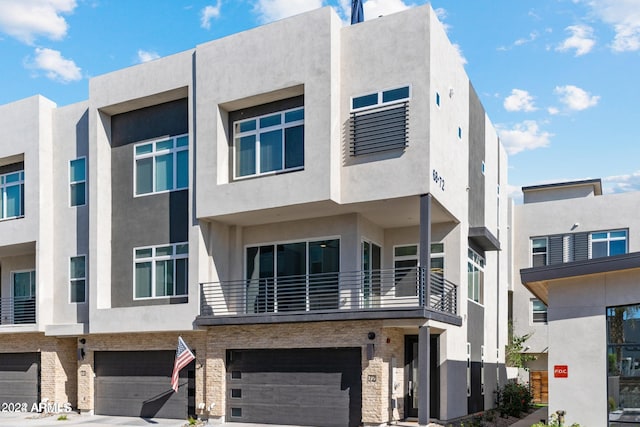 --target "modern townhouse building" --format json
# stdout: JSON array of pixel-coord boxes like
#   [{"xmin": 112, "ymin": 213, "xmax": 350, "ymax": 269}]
[
  {"xmin": 0, "ymin": 4, "xmax": 510, "ymax": 426},
  {"xmin": 514, "ymin": 179, "xmax": 640, "ymax": 425}
]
